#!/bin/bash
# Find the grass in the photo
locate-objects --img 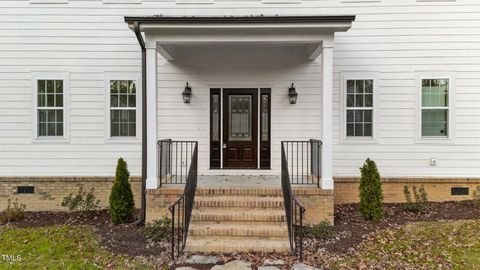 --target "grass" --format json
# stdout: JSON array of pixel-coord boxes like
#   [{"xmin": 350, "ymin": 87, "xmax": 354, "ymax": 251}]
[
  {"xmin": 336, "ymin": 220, "xmax": 480, "ymax": 269},
  {"xmin": 0, "ymin": 225, "xmax": 152, "ymax": 269}
]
